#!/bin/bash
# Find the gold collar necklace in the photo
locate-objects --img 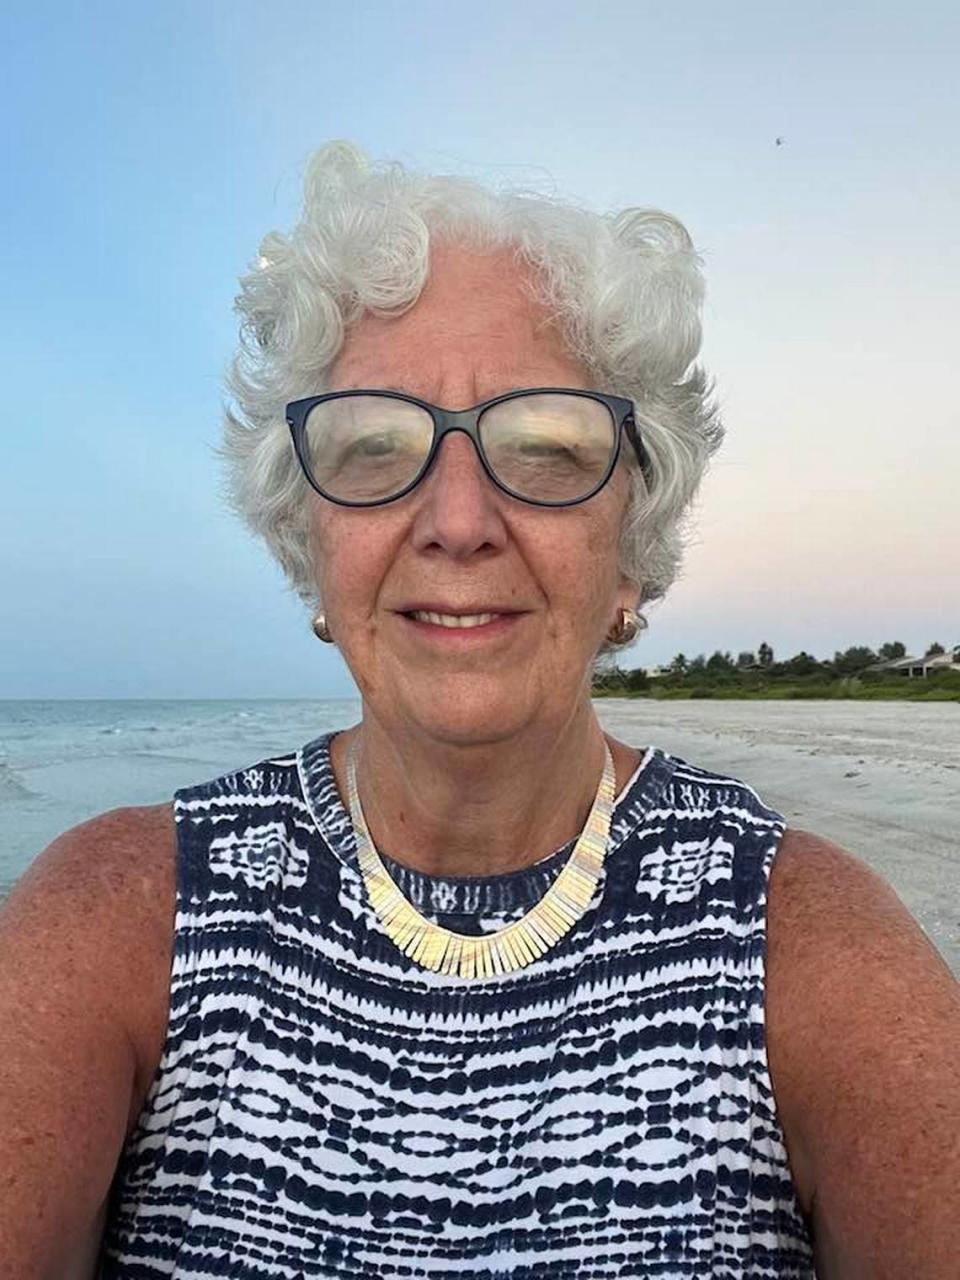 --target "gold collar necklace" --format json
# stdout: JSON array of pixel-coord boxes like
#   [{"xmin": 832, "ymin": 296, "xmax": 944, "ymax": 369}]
[{"xmin": 346, "ymin": 740, "xmax": 616, "ymax": 980}]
